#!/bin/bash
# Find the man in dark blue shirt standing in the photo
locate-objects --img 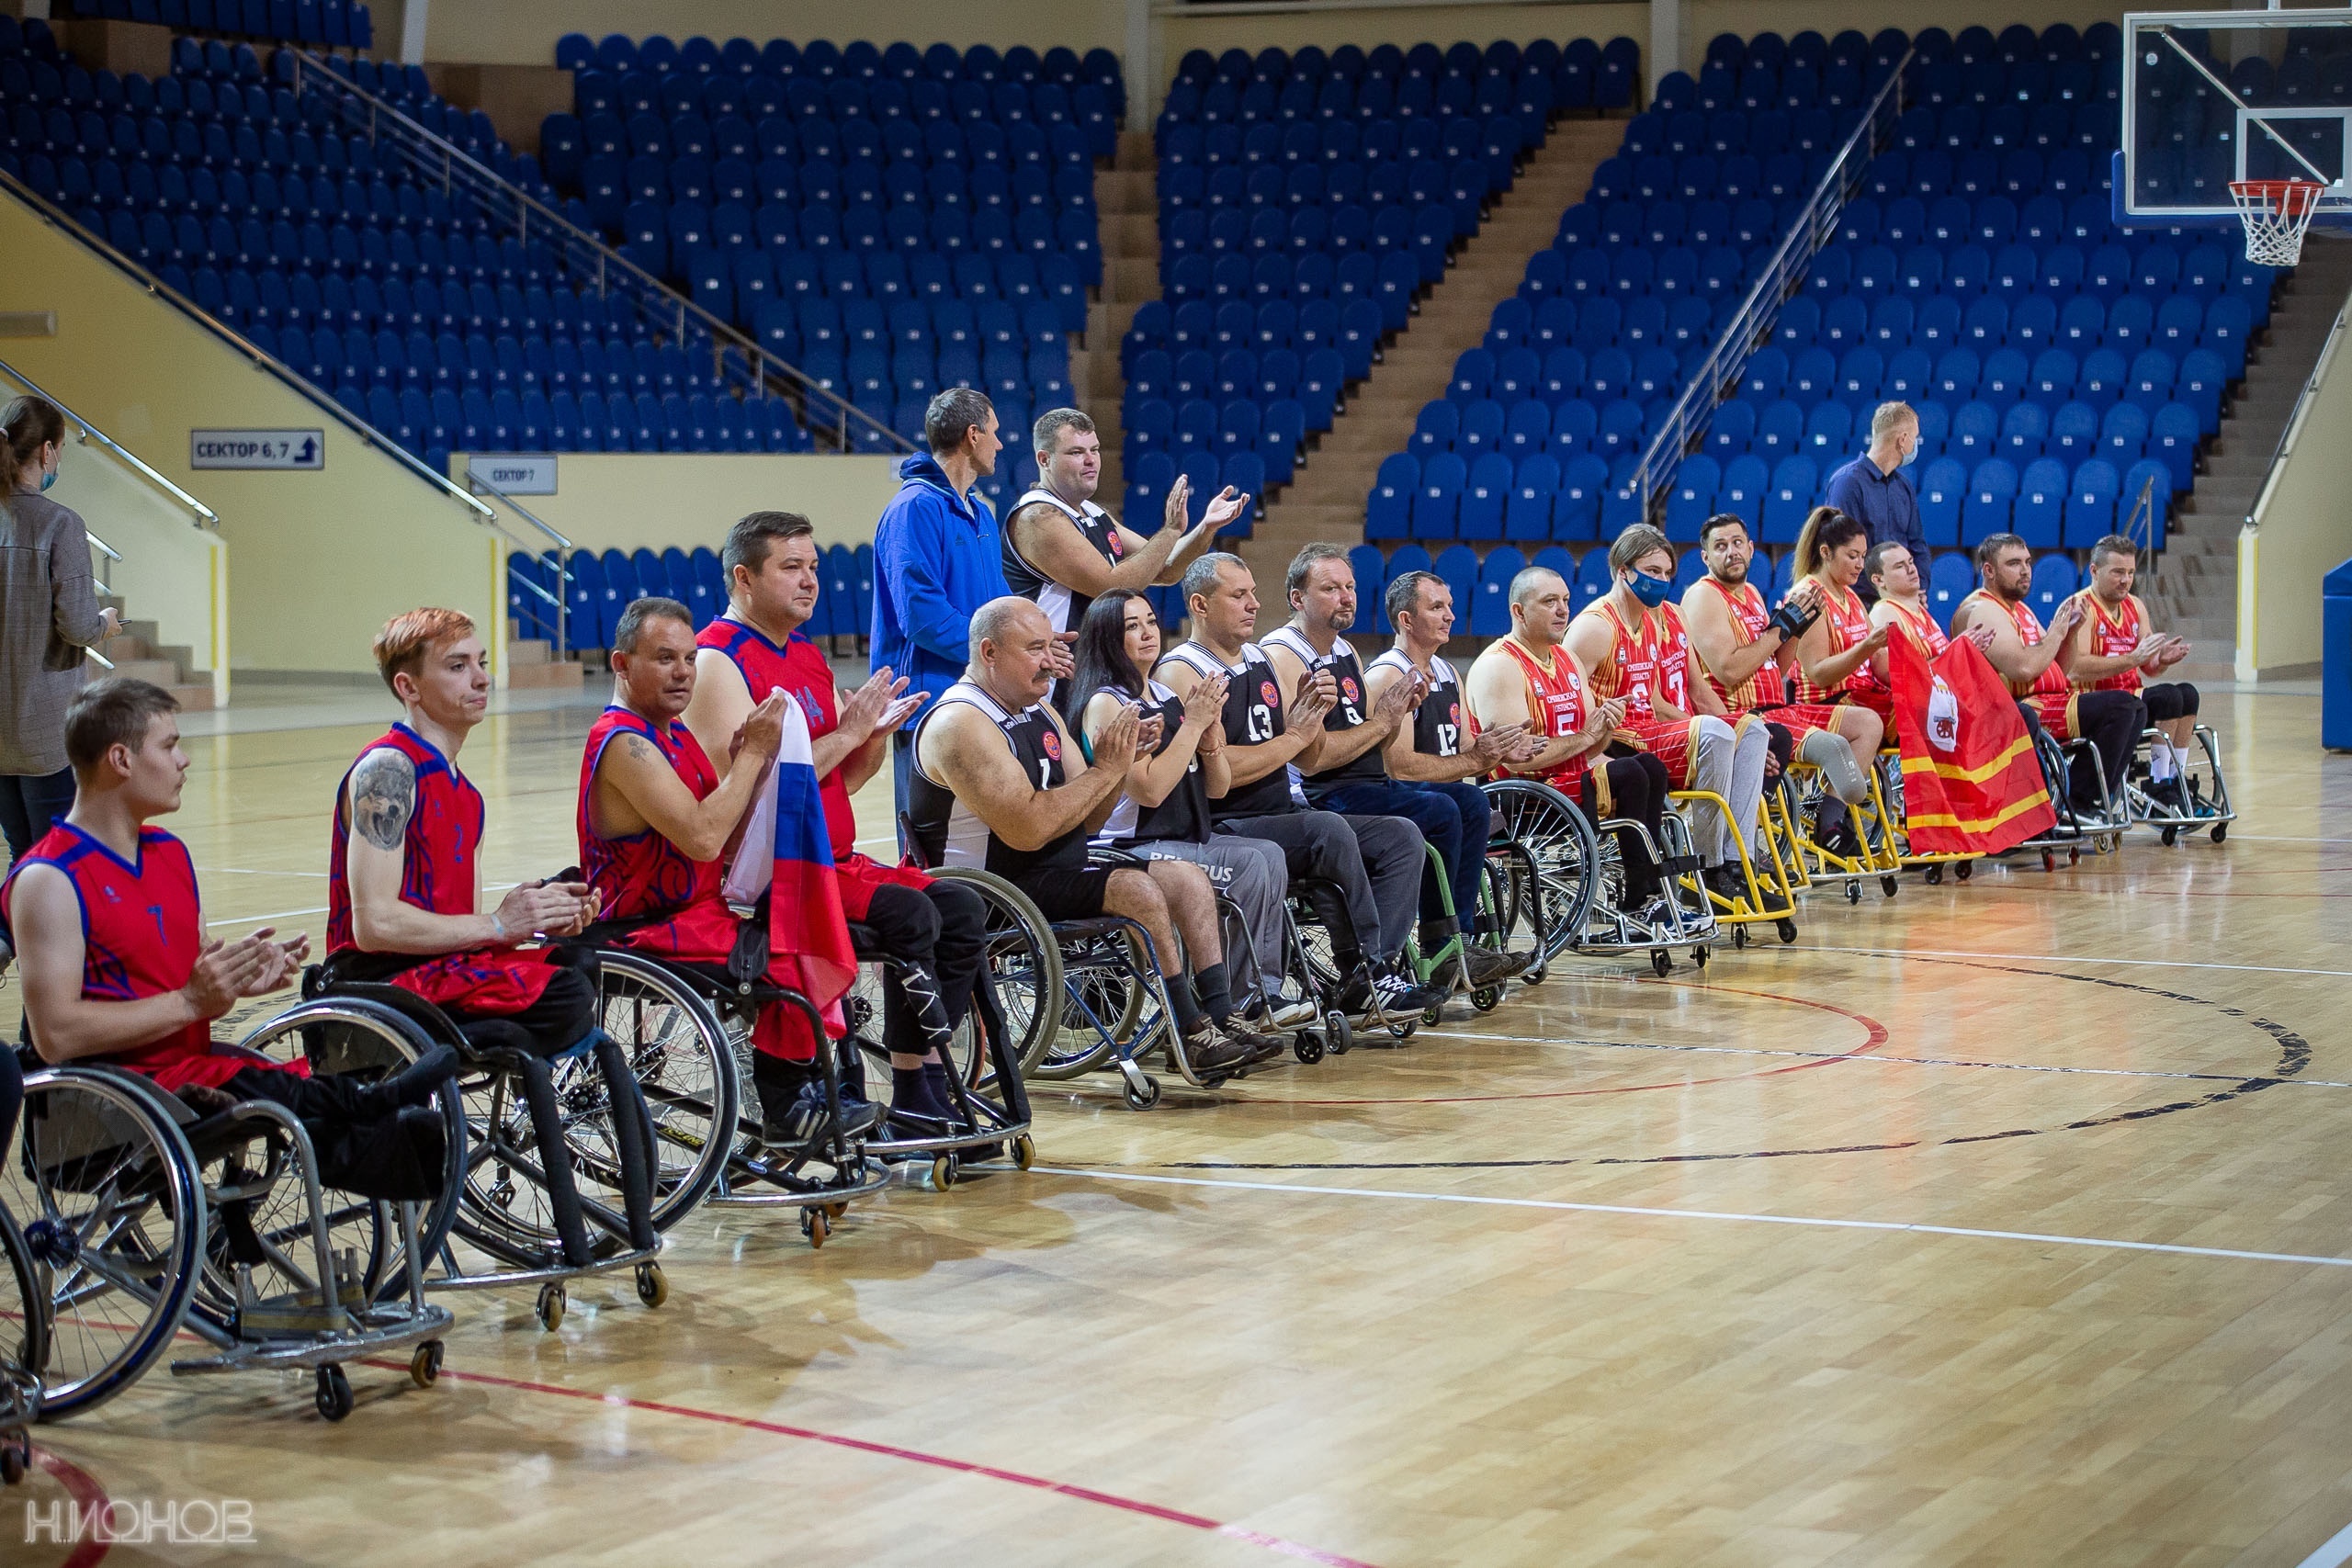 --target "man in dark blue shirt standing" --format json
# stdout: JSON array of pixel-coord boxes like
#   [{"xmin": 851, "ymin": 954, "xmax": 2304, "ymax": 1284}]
[{"xmin": 1822, "ymin": 400, "xmax": 1928, "ymax": 583}]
